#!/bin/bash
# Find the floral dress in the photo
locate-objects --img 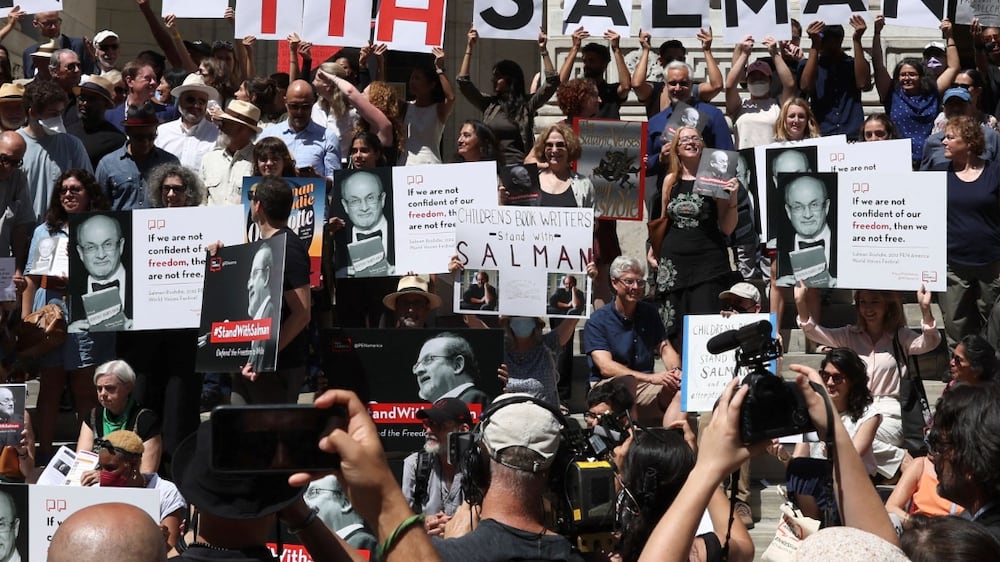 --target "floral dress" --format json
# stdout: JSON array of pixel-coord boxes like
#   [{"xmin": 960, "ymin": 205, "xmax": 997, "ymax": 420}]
[{"xmin": 657, "ymin": 179, "xmax": 736, "ymax": 341}]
